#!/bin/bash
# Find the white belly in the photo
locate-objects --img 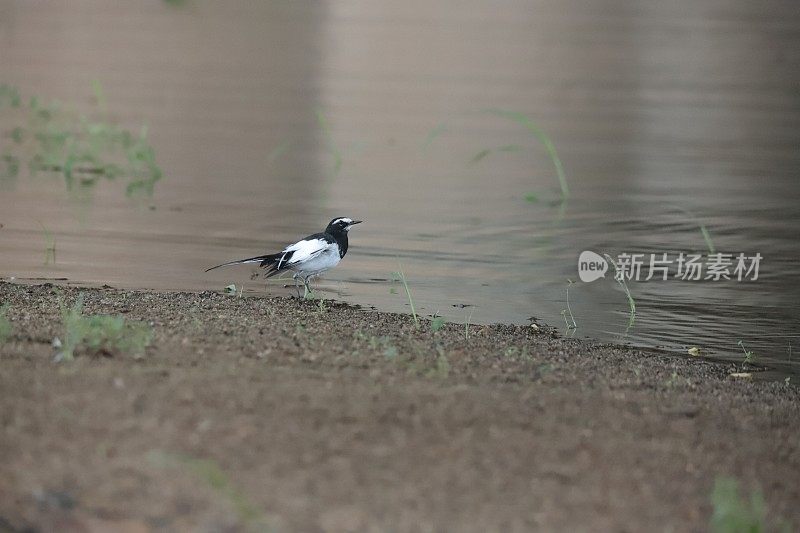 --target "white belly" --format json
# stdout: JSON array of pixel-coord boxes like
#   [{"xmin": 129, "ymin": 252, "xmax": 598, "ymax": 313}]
[{"xmin": 292, "ymin": 247, "xmax": 341, "ymax": 277}]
